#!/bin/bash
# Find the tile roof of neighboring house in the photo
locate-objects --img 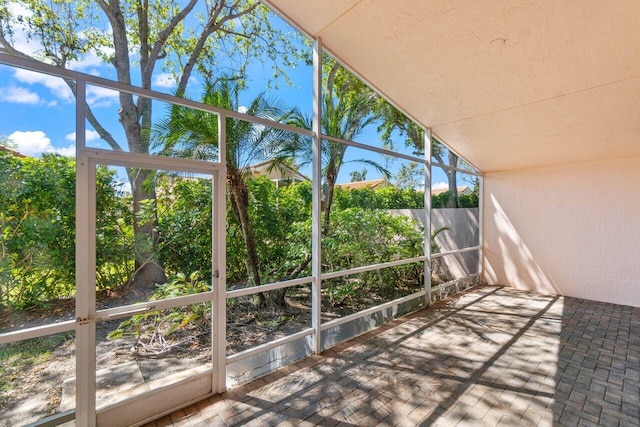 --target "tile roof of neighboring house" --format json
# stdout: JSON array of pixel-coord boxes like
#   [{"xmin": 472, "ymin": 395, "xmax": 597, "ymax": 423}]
[
  {"xmin": 335, "ymin": 178, "xmax": 388, "ymax": 190},
  {"xmin": 0, "ymin": 145, "xmax": 27, "ymax": 158}
]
